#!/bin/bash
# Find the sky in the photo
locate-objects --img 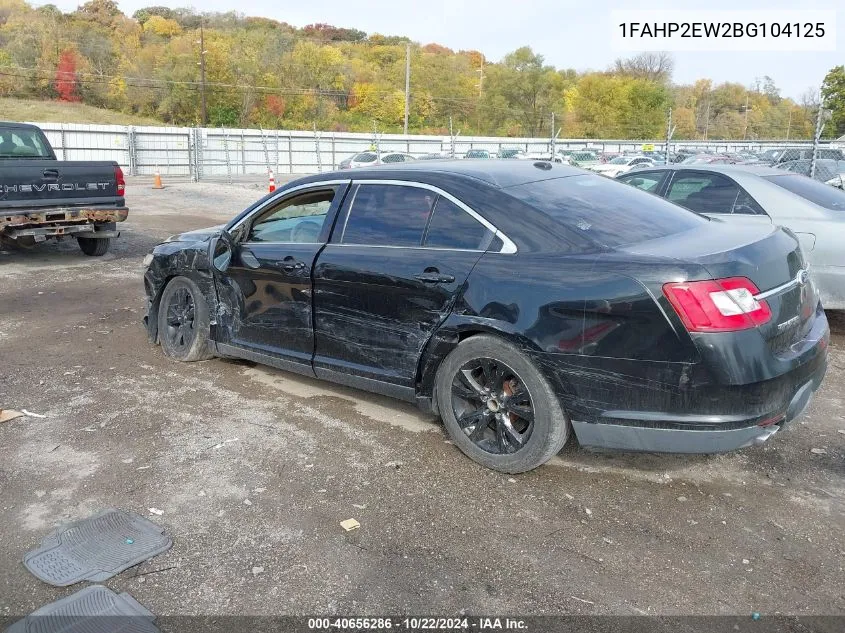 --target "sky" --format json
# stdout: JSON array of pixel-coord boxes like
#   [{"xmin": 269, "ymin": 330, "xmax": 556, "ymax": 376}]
[{"xmin": 44, "ymin": 0, "xmax": 842, "ymax": 100}]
